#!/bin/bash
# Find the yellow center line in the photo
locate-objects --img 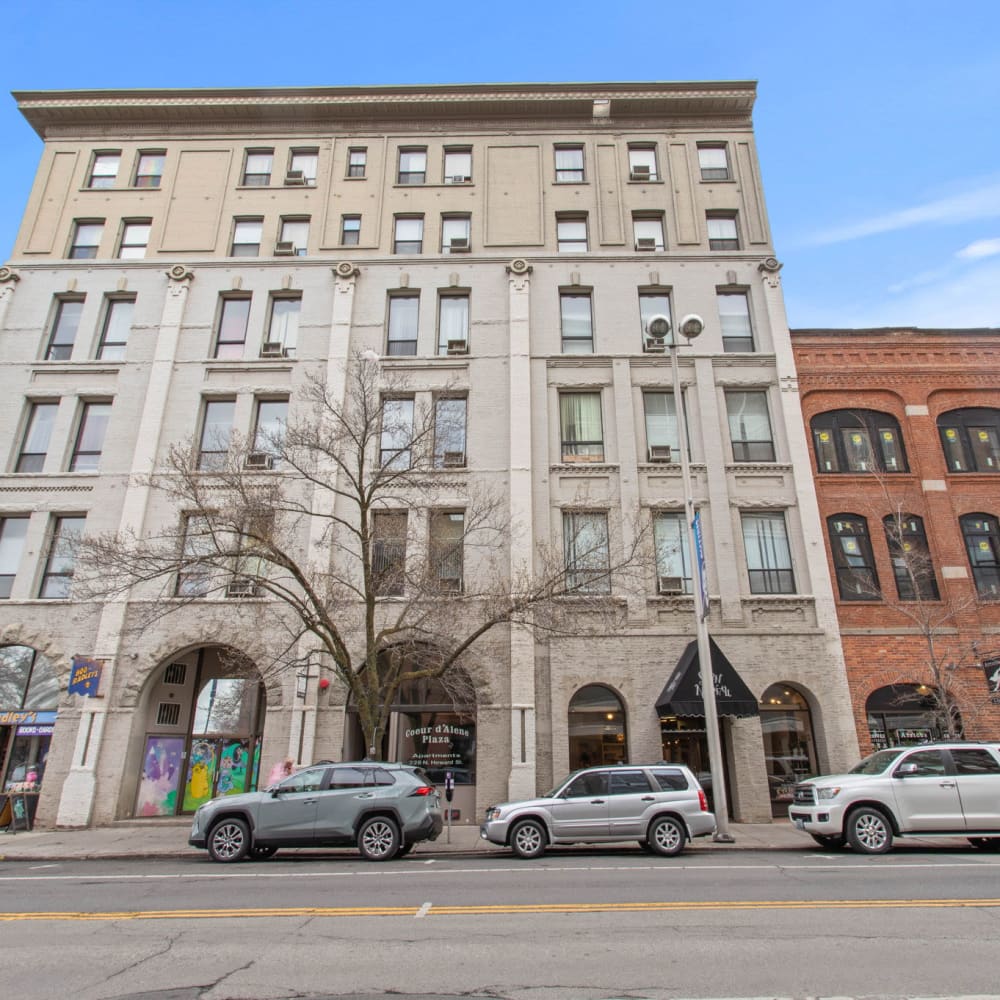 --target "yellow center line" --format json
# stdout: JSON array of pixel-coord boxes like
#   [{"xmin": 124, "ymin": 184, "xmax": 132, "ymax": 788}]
[{"xmin": 2, "ymin": 898, "xmax": 1000, "ymax": 922}]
